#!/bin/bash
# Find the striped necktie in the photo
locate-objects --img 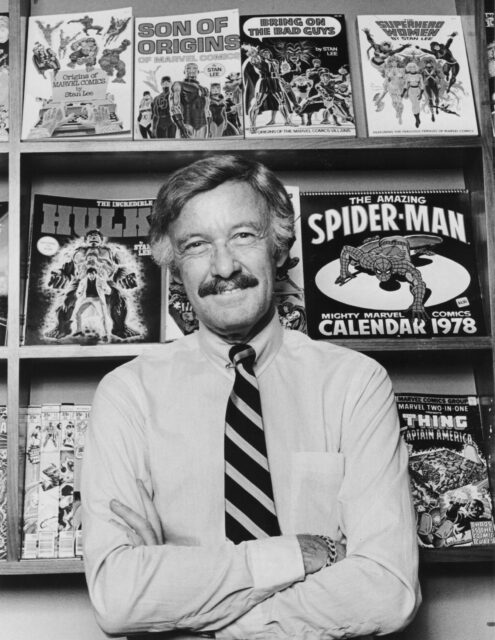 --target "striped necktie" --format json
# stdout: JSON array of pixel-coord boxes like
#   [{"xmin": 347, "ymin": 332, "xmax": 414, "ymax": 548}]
[{"xmin": 225, "ymin": 343, "xmax": 281, "ymax": 543}]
